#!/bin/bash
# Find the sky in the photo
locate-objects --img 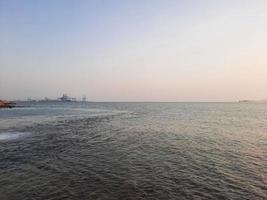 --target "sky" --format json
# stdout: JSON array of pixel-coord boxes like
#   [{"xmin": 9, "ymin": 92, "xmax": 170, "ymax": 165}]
[{"xmin": 0, "ymin": 0, "xmax": 267, "ymax": 101}]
